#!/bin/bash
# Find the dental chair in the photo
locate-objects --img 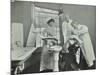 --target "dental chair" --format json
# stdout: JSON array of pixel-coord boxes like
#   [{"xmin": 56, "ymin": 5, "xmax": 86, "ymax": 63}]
[{"xmin": 59, "ymin": 37, "xmax": 85, "ymax": 71}]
